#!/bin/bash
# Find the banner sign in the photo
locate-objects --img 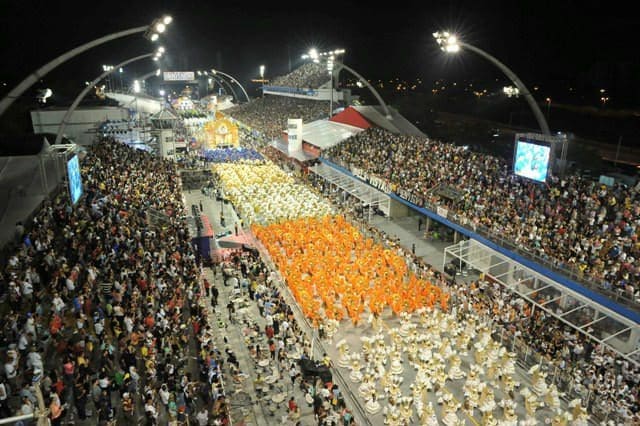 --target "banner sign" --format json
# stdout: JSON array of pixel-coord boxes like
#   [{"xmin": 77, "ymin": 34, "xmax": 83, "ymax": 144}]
[
  {"xmin": 287, "ymin": 118, "xmax": 303, "ymax": 152},
  {"xmin": 163, "ymin": 71, "xmax": 195, "ymax": 81}
]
